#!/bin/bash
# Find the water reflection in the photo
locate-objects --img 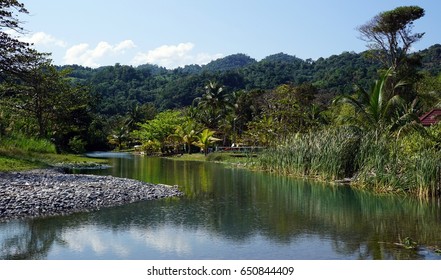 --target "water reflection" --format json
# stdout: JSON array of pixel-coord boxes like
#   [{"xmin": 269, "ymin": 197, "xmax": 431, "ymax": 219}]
[{"xmin": 1, "ymin": 156, "xmax": 441, "ymax": 259}]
